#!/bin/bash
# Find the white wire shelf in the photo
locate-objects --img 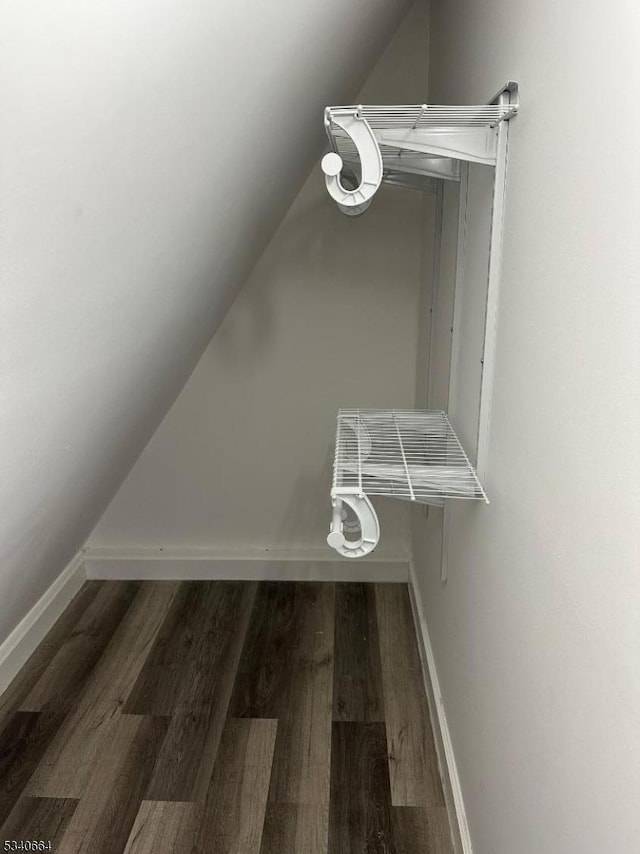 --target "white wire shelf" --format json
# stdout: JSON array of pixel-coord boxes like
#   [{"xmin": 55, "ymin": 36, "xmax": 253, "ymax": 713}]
[
  {"xmin": 327, "ymin": 409, "xmax": 487, "ymax": 558},
  {"xmin": 326, "ymin": 103, "xmax": 517, "ymax": 131},
  {"xmin": 321, "ymin": 95, "xmax": 519, "ymax": 209},
  {"xmin": 325, "ymin": 103, "xmax": 517, "ymax": 168},
  {"xmin": 332, "ymin": 409, "xmax": 487, "ymax": 505}
]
